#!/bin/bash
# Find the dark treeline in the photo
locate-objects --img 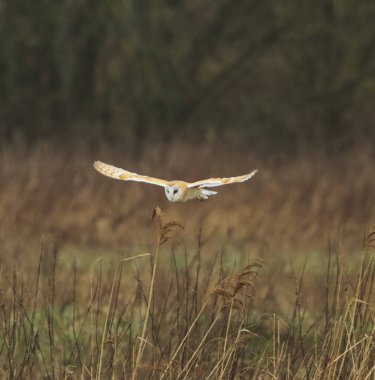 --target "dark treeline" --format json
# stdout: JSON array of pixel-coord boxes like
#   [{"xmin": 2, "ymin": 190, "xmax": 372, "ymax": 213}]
[{"xmin": 0, "ymin": 0, "xmax": 374, "ymax": 152}]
